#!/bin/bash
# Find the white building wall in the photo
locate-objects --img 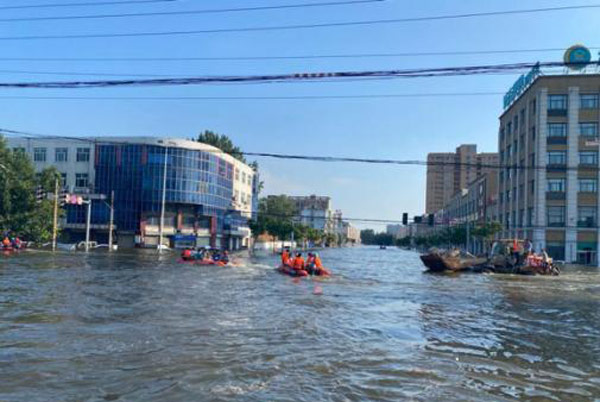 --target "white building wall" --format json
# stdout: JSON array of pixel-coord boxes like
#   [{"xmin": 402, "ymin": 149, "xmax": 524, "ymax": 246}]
[
  {"xmin": 533, "ymin": 90, "xmax": 548, "ymax": 252},
  {"xmin": 565, "ymin": 87, "xmax": 580, "ymax": 262},
  {"xmin": 6, "ymin": 137, "xmax": 95, "ymax": 192}
]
